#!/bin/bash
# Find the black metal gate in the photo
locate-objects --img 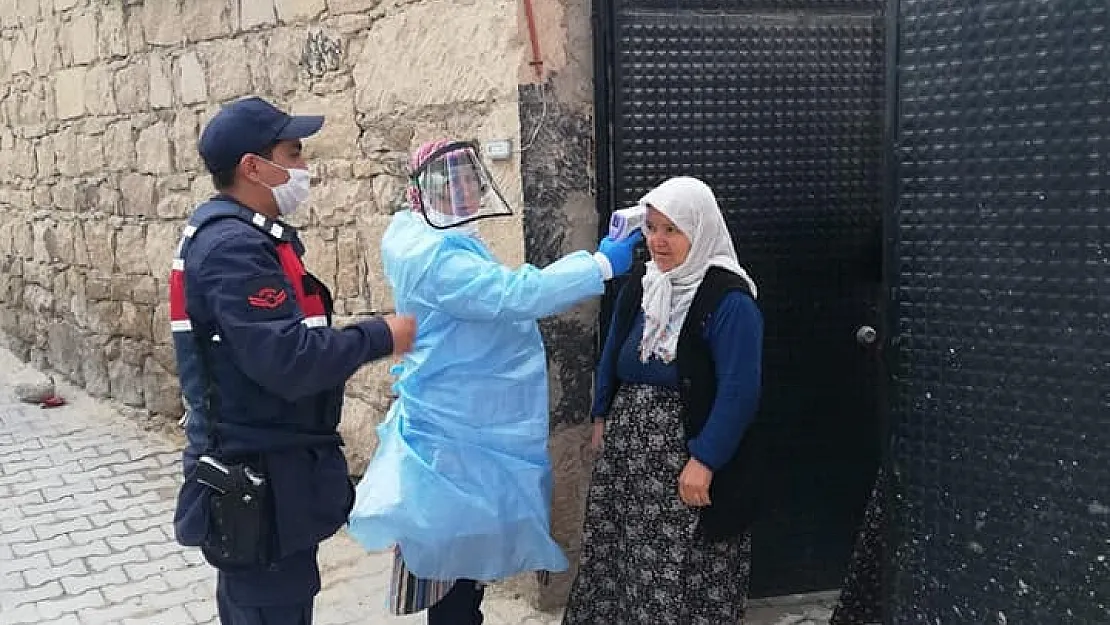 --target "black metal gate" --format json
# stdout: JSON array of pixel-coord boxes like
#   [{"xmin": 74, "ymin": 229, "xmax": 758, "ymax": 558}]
[
  {"xmin": 887, "ymin": 0, "xmax": 1110, "ymax": 621},
  {"xmin": 595, "ymin": 0, "xmax": 888, "ymax": 596}
]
